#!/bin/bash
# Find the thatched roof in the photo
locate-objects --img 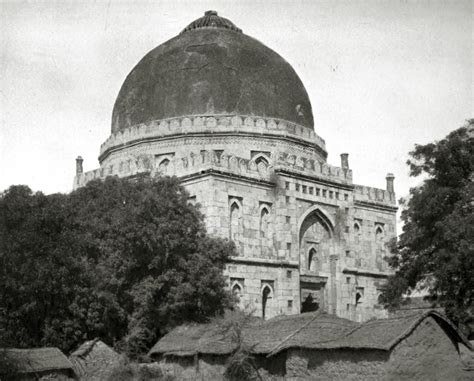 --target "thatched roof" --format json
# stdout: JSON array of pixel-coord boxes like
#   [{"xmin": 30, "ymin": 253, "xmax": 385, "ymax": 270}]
[
  {"xmin": 70, "ymin": 338, "xmax": 117, "ymax": 359},
  {"xmin": 0, "ymin": 347, "xmax": 74, "ymax": 374},
  {"xmin": 149, "ymin": 310, "xmax": 473, "ymax": 358}
]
